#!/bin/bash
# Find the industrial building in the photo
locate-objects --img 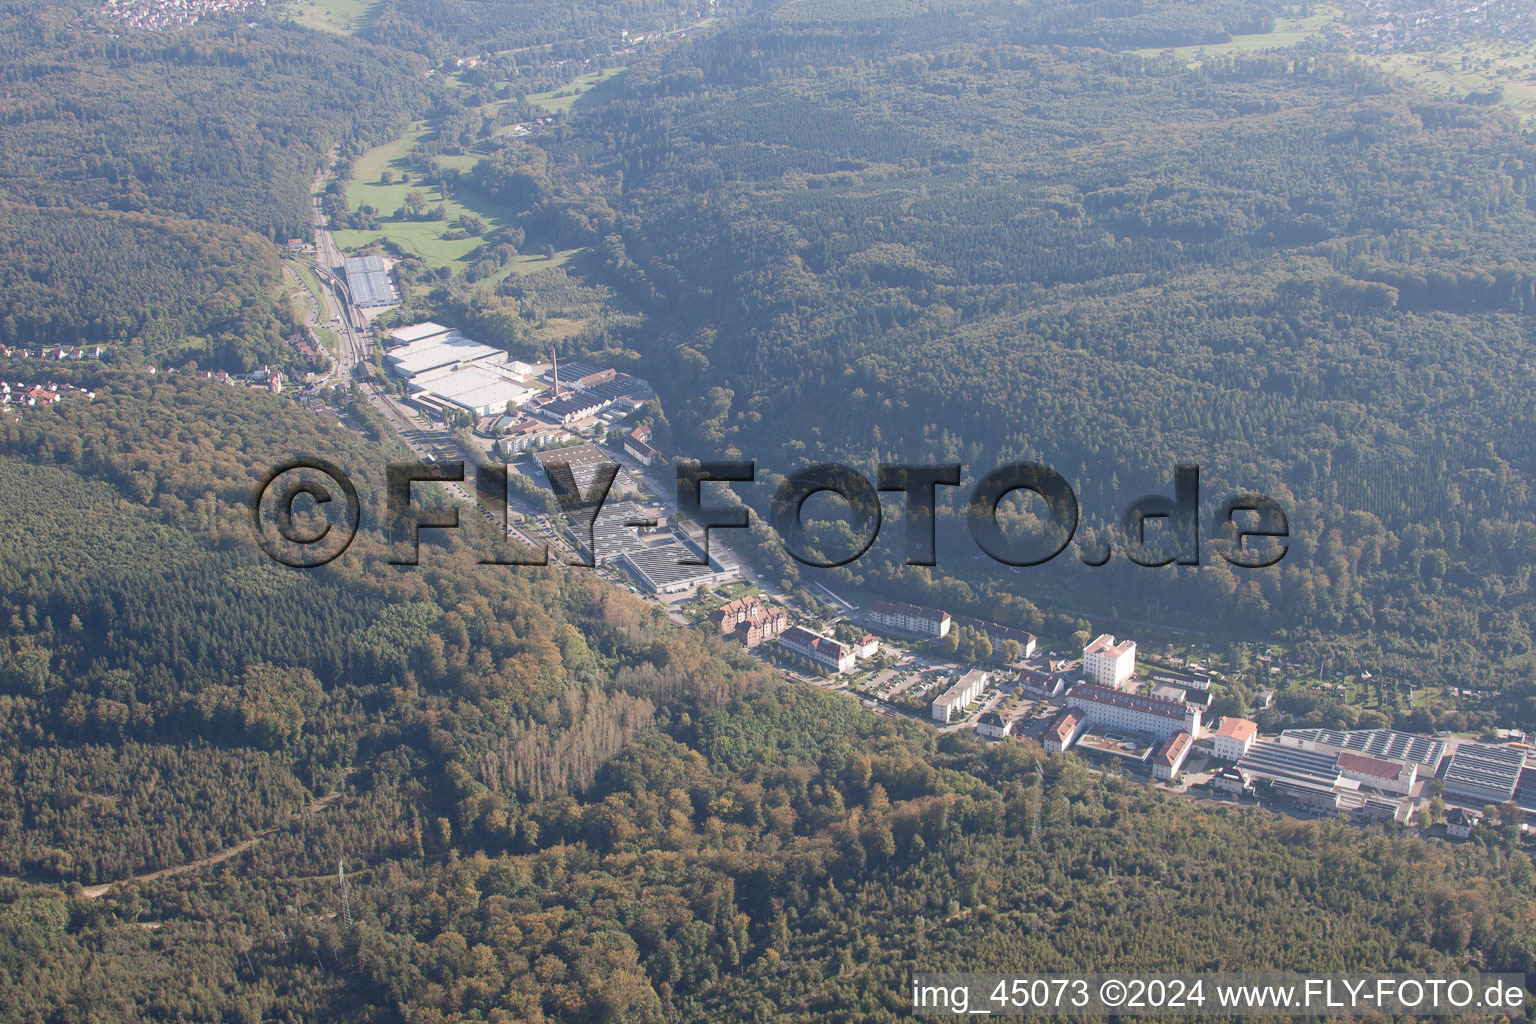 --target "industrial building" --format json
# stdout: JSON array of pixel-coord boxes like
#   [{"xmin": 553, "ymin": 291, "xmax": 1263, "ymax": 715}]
[
  {"xmin": 535, "ymin": 444, "xmax": 636, "ymax": 497},
  {"xmin": 931, "ymin": 669, "xmax": 989, "ymax": 723},
  {"xmin": 1082, "ymin": 634, "xmax": 1136, "ymax": 687},
  {"xmin": 1336, "ymin": 751, "xmax": 1417, "ymax": 796},
  {"xmin": 1068, "ymin": 681, "xmax": 1201, "ymax": 742},
  {"xmin": 779, "ymin": 625, "xmax": 856, "ymax": 675},
  {"xmin": 618, "ymin": 546, "xmax": 716, "ymax": 596},
  {"xmin": 582, "ymin": 500, "xmax": 664, "ymax": 564},
  {"xmin": 385, "ymin": 330, "xmax": 507, "ymax": 379},
  {"xmin": 343, "ymin": 255, "xmax": 396, "ymax": 307},
  {"xmin": 868, "ymin": 600, "xmax": 951, "ymax": 638},
  {"xmin": 1442, "ymin": 742, "xmax": 1528, "ymax": 805},
  {"xmin": 1235, "ymin": 742, "xmax": 1413, "ymax": 820},
  {"xmin": 387, "ymin": 321, "xmax": 452, "ymax": 347},
  {"xmin": 1278, "ymin": 728, "xmax": 1445, "ymax": 774},
  {"xmin": 408, "ymin": 364, "xmax": 539, "ymax": 419}
]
